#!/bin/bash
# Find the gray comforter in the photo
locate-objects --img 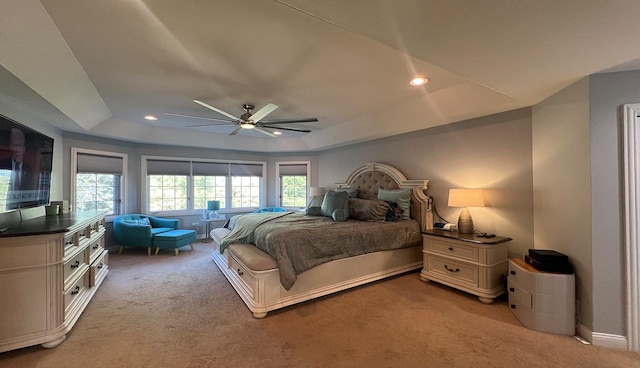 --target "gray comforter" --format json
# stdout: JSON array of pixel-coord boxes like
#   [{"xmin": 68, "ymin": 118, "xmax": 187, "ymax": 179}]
[{"xmin": 222, "ymin": 212, "xmax": 422, "ymax": 290}]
